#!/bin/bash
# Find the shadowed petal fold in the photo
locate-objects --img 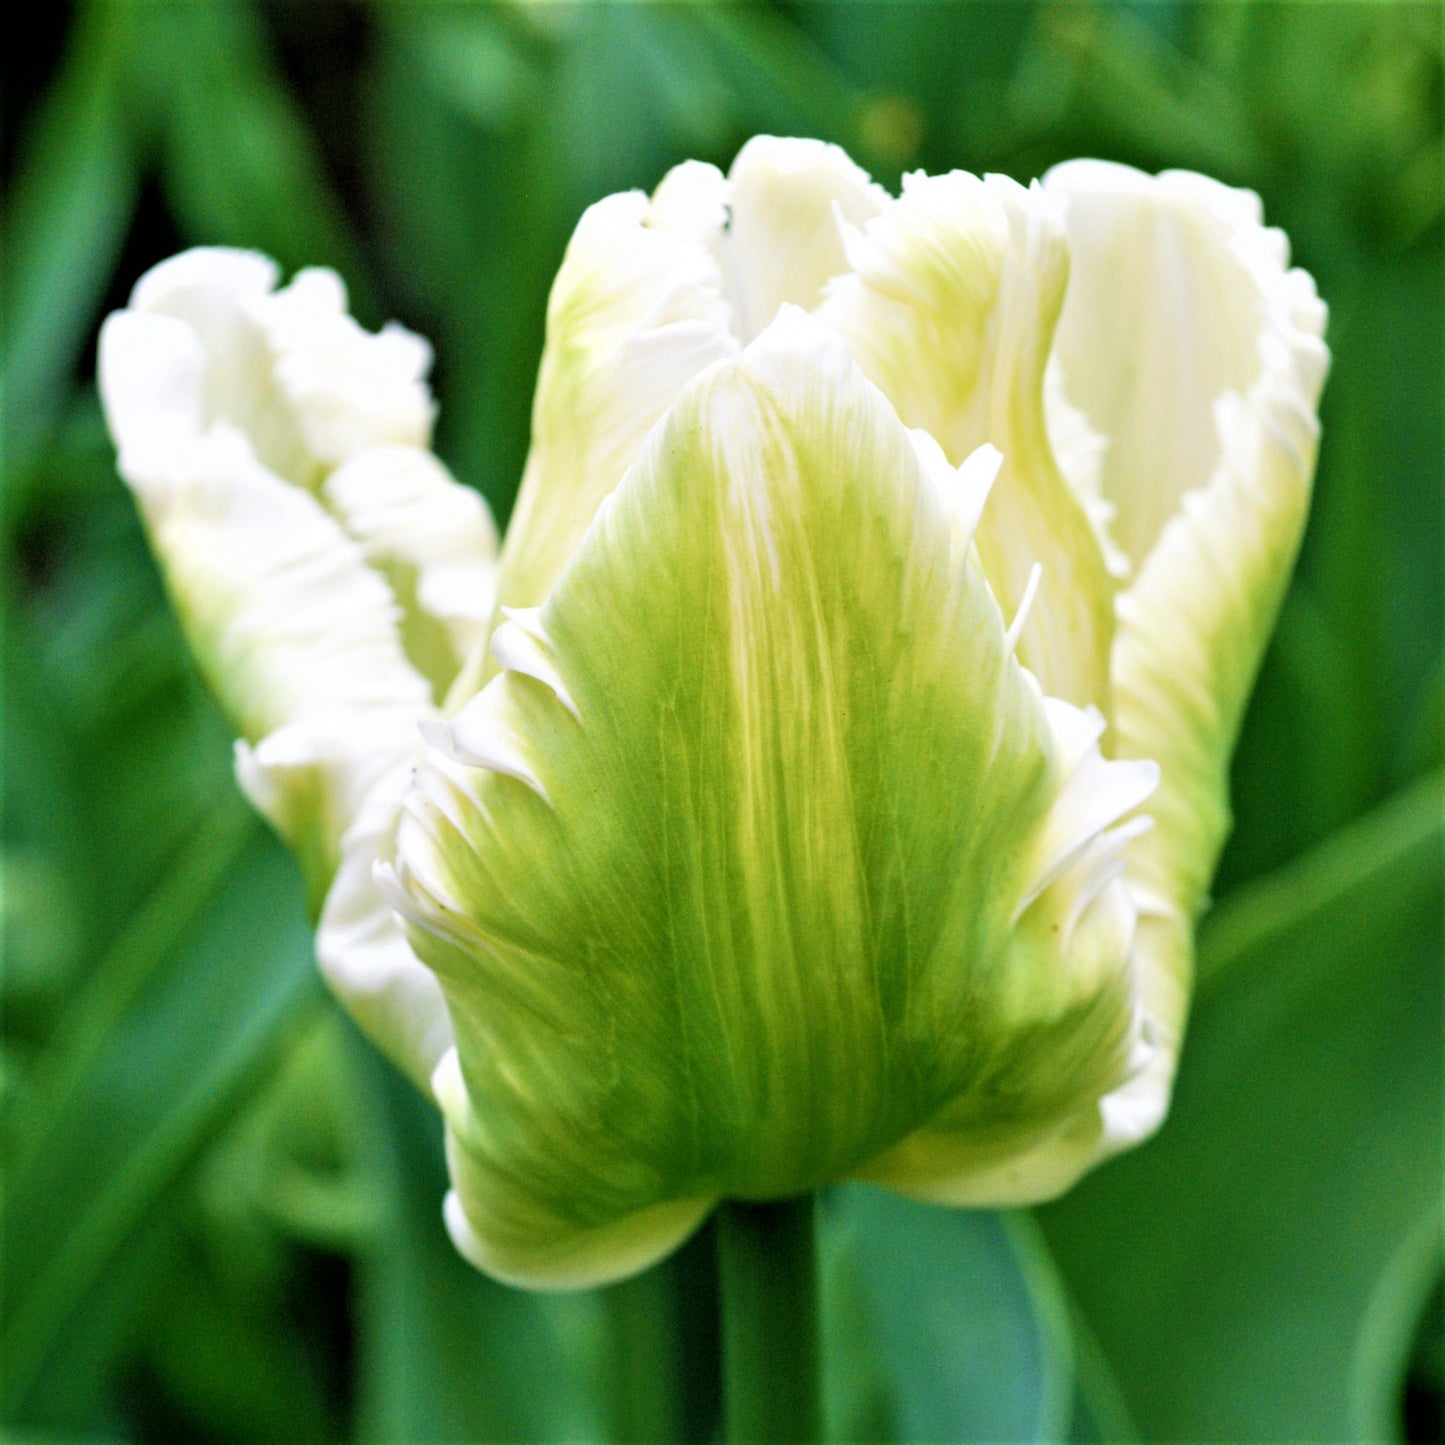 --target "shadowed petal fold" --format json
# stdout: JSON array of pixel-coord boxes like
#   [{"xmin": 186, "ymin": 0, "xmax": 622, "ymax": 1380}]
[{"xmin": 815, "ymin": 171, "xmax": 1117, "ymax": 710}]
